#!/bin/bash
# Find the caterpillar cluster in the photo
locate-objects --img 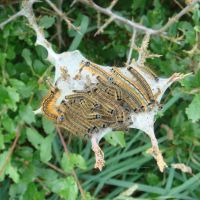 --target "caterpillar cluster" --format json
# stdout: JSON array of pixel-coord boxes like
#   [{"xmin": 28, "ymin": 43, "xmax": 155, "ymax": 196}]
[{"xmin": 41, "ymin": 61, "xmax": 158, "ymax": 137}]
